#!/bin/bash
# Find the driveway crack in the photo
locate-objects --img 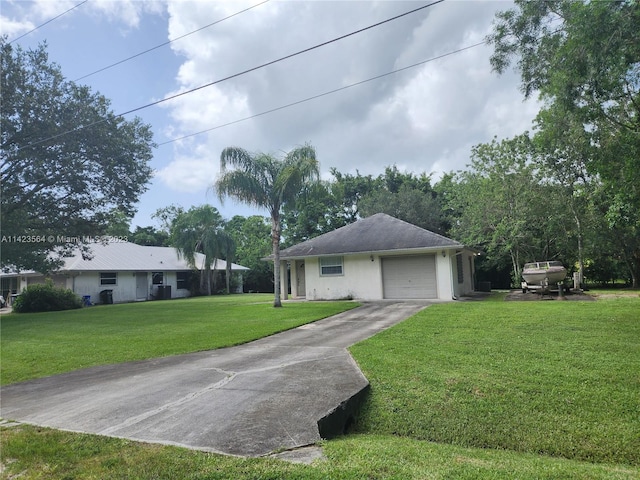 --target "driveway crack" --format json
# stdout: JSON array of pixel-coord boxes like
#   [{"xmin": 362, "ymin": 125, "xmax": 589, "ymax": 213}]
[{"xmin": 99, "ymin": 370, "xmax": 236, "ymax": 435}]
